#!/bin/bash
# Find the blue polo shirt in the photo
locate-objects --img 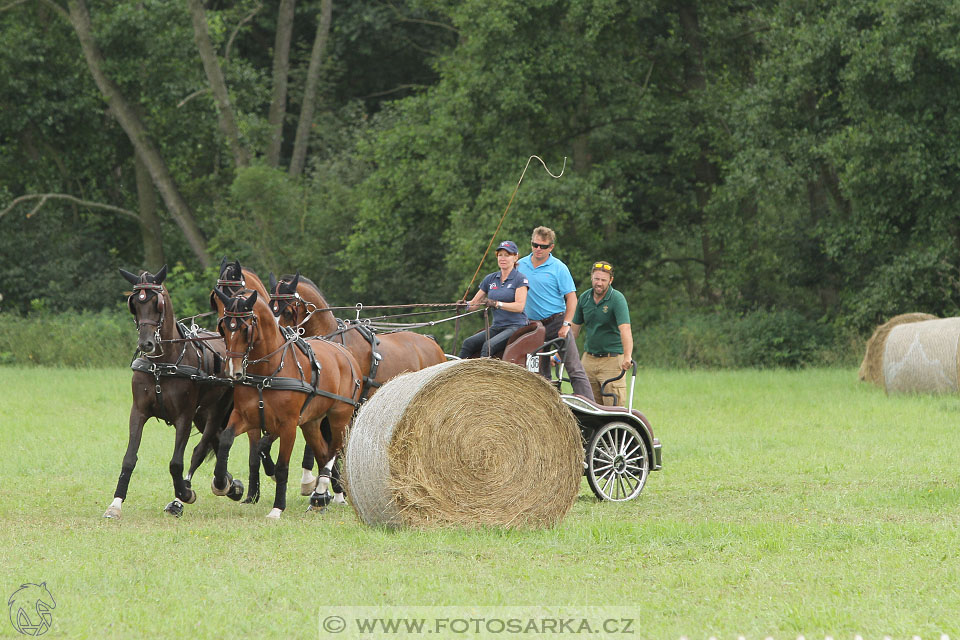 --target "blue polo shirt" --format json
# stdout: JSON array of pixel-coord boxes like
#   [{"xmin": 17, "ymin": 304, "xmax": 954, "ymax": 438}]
[
  {"xmin": 480, "ymin": 268, "xmax": 529, "ymax": 327},
  {"xmin": 516, "ymin": 253, "xmax": 576, "ymax": 321}
]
